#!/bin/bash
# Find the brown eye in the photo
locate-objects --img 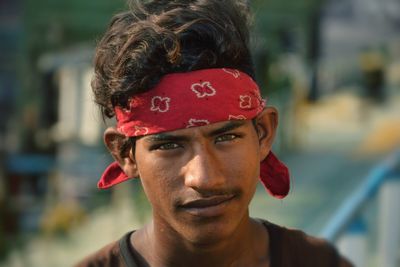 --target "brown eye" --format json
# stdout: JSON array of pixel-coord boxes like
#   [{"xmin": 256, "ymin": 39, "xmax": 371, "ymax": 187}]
[
  {"xmin": 157, "ymin": 143, "xmax": 180, "ymax": 150},
  {"xmin": 215, "ymin": 134, "xmax": 238, "ymax": 143}
]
